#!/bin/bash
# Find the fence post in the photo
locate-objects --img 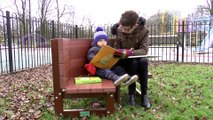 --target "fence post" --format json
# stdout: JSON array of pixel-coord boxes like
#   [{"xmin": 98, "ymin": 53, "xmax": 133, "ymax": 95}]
[
  {"xmin": 6, "ymin": 11, "xmax": 13, "ymax": 73},
  {"xmin": 75, "ymin": 25, "xmax": 78, "ymax": 38},
  {"xmin": 51, "ymin": 20, "xmax": 55, "ymax": 38},
  {"xmin": 181, "ymin": 21, "xmax": 185, "ymax": 62},
  {"xmin": 176, "ymin": 41, "xmax": 179, "ymax": 62}
]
